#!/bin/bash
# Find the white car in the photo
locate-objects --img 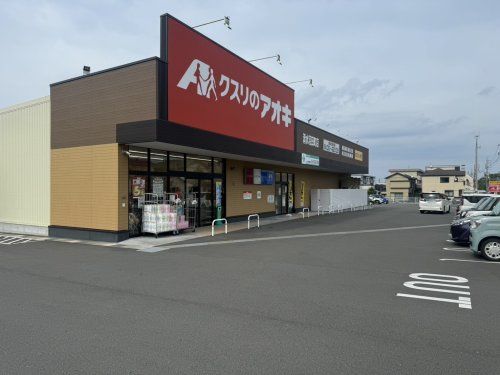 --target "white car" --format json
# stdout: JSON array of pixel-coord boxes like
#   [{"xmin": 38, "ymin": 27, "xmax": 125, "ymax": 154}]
[
  {"xmin": 419, "ymin": 193, "xmax": 451, "ymax": 214},
  {"xmin": 460, "ymin": 193, "xmax": 497, "ymax": 212},
  {"xmin": 460, "ymin": 197, "xmax": 500, "ymax": 218}
]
